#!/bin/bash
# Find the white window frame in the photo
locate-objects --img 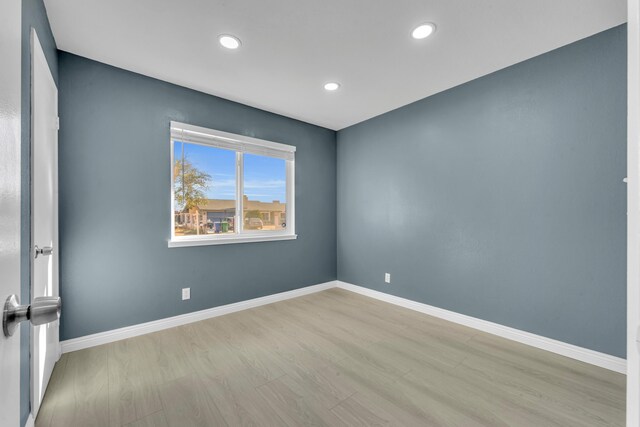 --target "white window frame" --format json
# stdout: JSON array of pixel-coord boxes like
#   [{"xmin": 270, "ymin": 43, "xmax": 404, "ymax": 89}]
[{"xmin": 169, "ymin": 121, "xmax": 296, "ymax": 247}]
